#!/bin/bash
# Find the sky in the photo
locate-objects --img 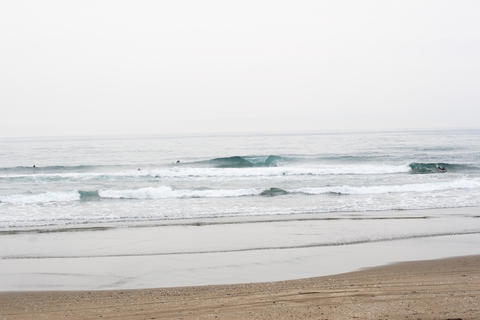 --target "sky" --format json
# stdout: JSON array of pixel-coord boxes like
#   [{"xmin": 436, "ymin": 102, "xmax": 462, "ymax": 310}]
[{"xmin": 0, "ymin": 0, "xmax": 479, "ymax": 137}]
